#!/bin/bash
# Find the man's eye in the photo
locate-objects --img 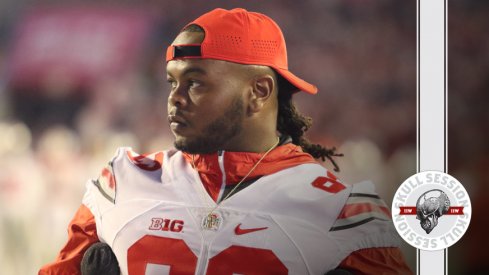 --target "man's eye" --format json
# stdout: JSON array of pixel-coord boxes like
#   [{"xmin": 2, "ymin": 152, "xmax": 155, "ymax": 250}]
[
  {"xmin": 167, "ymin": 80, "xmax": 177, "ymax": 89},
  {"xmin": 189, "ymin": 80, "xmax": 202, "ymax": 88}
]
